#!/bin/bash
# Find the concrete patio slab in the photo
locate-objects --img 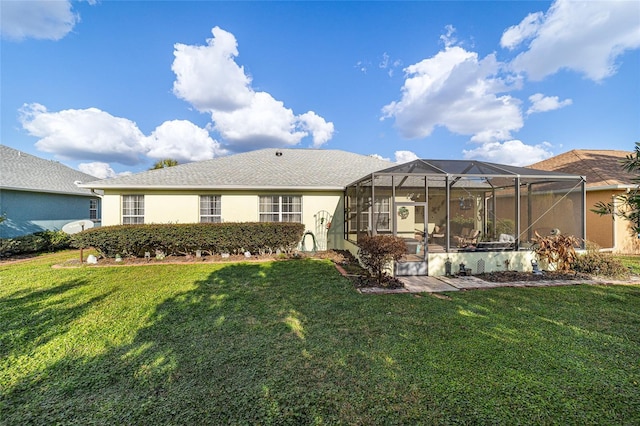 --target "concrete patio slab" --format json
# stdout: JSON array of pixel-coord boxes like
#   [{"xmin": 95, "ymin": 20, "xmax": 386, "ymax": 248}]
[{"xmin": 400, "ymin": 276, "xmax": 459, "ymax": 293}]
